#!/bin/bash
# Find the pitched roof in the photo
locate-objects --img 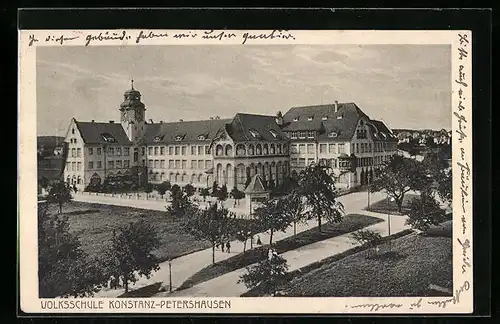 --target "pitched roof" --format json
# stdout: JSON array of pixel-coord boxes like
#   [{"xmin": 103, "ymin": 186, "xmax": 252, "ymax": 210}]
[
  {"xmin": 368, "ymin": 120, "xmax": 398, "ymax": 141},
  {"xmin": 282, "ymin": 103, "xmax": 368, "ymax": 141},
  {"xmin": 226, "ymin": 113, "xmax": 288, "ymax": 142},
  {"xmin": 244, "ymin": 174, "xmax": 269, "ymax": 194},
  {"xmin": 75, "ymin": 121, "xmax": 132, "ymax": 145},
  {"xmin": 143, "ymin": 118, "xmax": 231, "ymax": 144}
]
